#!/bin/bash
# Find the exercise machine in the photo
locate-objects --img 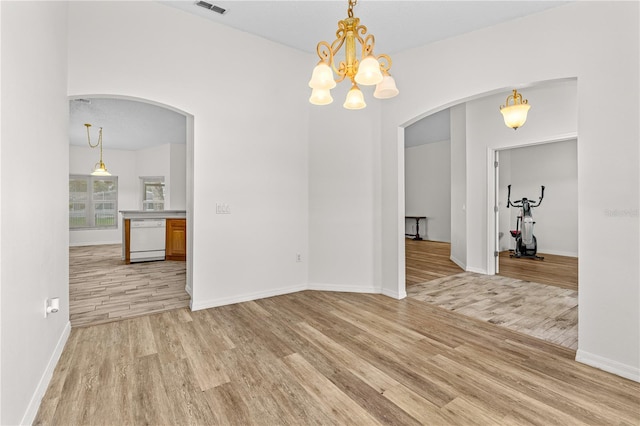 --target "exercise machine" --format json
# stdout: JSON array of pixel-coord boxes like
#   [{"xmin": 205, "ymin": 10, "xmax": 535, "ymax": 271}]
[{"xmin": 506, "ymin": 184, "xmax": 545, "ymax": 260}]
